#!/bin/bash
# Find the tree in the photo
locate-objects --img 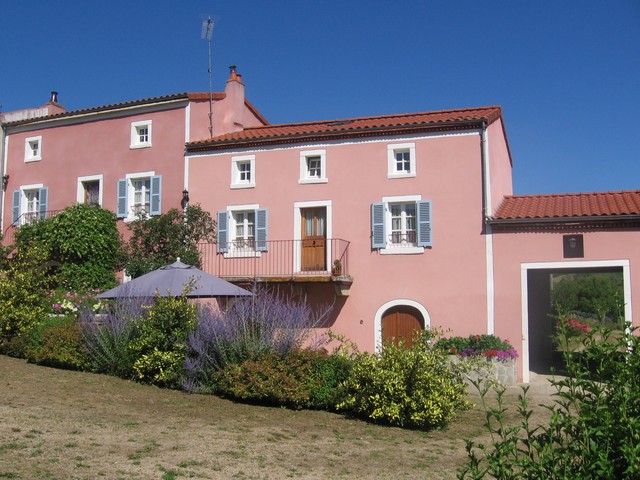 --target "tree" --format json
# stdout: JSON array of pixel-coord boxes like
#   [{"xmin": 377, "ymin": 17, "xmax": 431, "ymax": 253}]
[
  {"xmin": 14, "ymin": 203, "xmax": 122, "ymax": 291},
  {"xmin": 124, "ymin": 205, "xmax": 216, "ymax": 278}
]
